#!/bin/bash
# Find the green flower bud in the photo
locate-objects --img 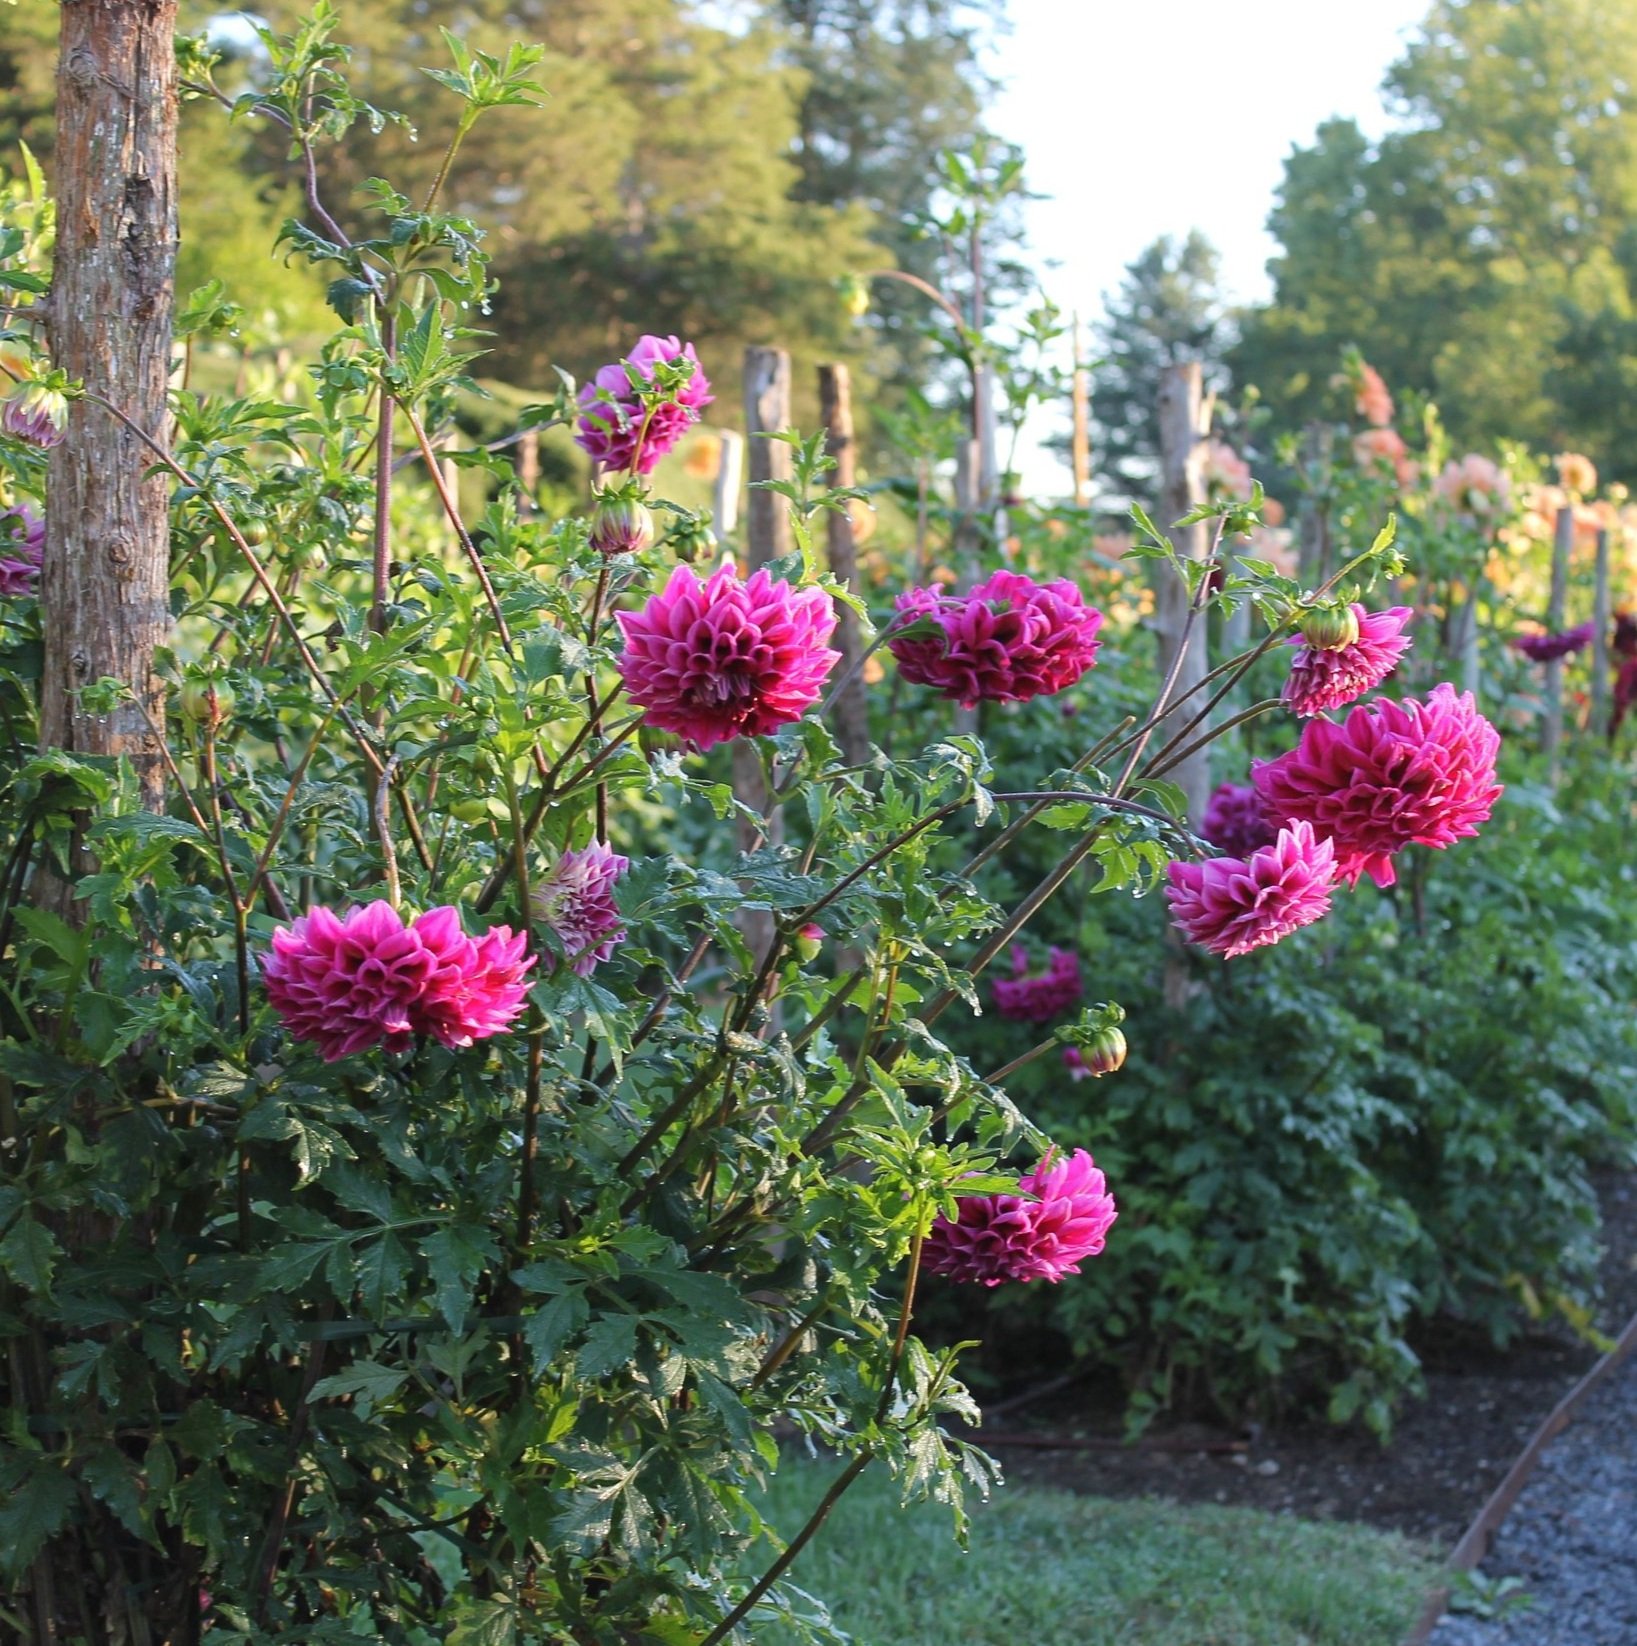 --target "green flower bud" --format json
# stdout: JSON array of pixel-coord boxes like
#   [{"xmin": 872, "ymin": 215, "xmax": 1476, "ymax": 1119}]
[
  {"xmin": 668, "ymin": 518, "xmax": 717, "ymax": 564},
  {"xmin": 588, "ymin": 491, "xmax": 654, "ymax": 557},
  {"xmin": 1300, "ymin": 604, "xmax": 1360, "ymax": 652},
  {"xmin": 178, "ymin": 680, "xmax": 234, "ymax": 727}
]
